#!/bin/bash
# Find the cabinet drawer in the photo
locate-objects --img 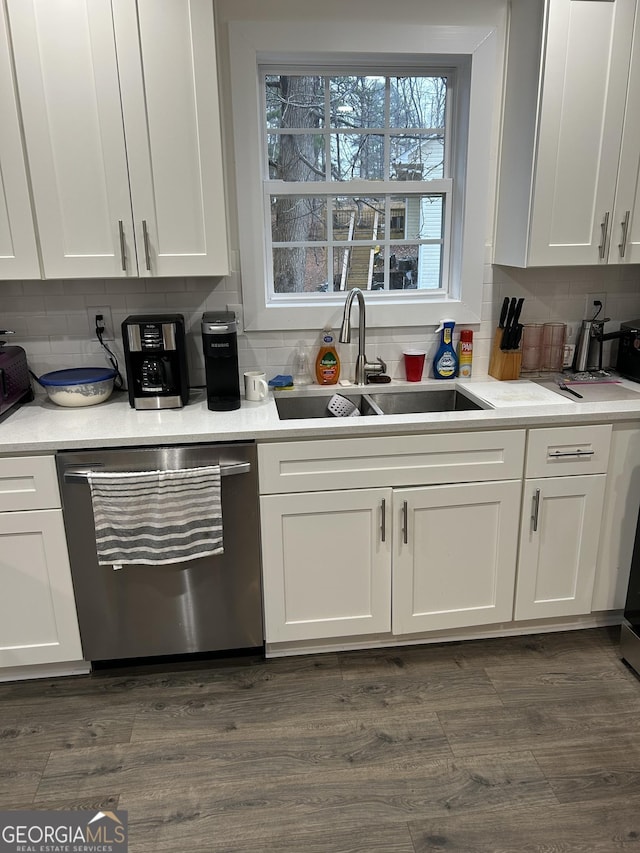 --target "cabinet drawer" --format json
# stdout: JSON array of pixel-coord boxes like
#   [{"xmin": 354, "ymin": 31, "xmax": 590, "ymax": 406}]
[
  {"xmin": 258, "ymin": 430, "xmax": 526, "ymax": 494},
  {"xmin": 0, "ymin": 456, "xmax": 61, "ymax": 511},
  {"xmin": 525, "ymin": 425, "xmax": 612, "ymax": 478}
]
